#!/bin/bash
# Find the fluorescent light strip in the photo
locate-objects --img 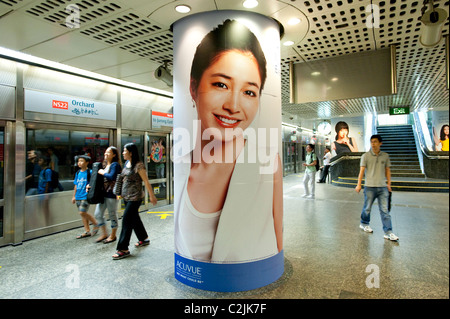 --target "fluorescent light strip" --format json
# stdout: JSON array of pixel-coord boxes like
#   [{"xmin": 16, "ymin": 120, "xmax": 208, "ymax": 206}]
[{"xmin": 0, "ymin": 46, "xmax": 173, "ymax": 98}]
